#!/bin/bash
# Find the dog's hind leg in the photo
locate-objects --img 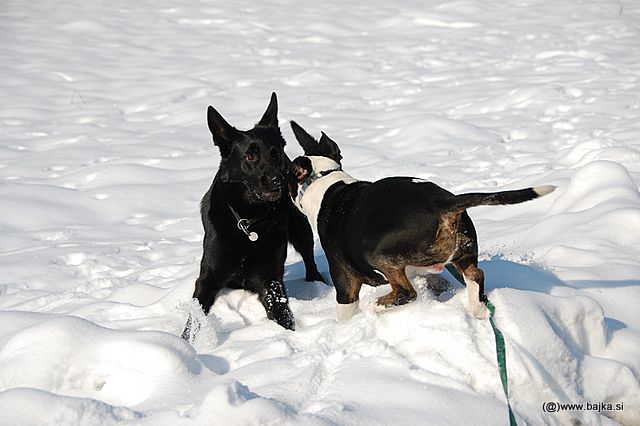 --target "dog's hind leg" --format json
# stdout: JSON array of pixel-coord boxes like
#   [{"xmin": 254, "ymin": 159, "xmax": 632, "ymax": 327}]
[
  {"xmin": 288, "ymin": 205, "xmax": 325, "ymax": 283},
  {"xmin": 453, "ymin": 260, "xmax": 488, "ymax": 319},
  {"xmin": 375, "ymin": 267, "xmax": 417, "ymax": 308},
  {"xmin": 449, "ymin": 213, "xmax": 488, "ymax": 319}
]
